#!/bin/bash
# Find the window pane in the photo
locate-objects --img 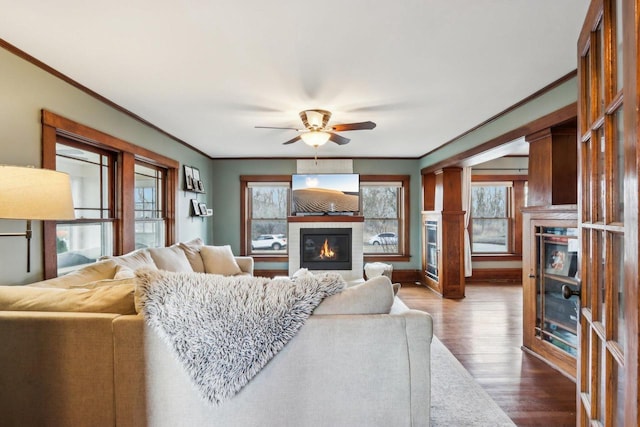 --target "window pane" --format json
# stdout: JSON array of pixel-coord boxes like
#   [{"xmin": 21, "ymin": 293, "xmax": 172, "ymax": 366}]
[
  {"xmin": 472, "ymin": 218, "xmax": 508, "ymax": 252},
  {"xmin": 56, "ymin": 222, "xmax": 113, "ymax": 275},
  {"xmin": 471, "ymin": 186, "xmax": 507, "ymax": 217},
  {"xmin": 615, "ymin": 0, "xmax": 623, "ymax": 92},
  {"xmin": 361, "ymin": 186, "xmax": 398, "ymax": 218},
  {"xmin": 56, "ymin": 143, "xmax": 110, "ymax": 219},
  {"xmin": 364, "ymin": 219, "xmax": 399, "ymax": 253},
  {"xmin": 250, "ymin": 220, "xmax": 287, "ymax": 254},
  {"xmin": 135, "ymin": 220, "xmax": 165, "ymax": 249},
  {"xmin": 135, "ymin": 163, "xmax": 165, "ymax": 248},
  {"xmin": 251, "ymin": 187, "xmax": 288, "ymax": 218},
  {"xmin": 614, "ymin": 108, "xmax": 624, "ymax": 222}
]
